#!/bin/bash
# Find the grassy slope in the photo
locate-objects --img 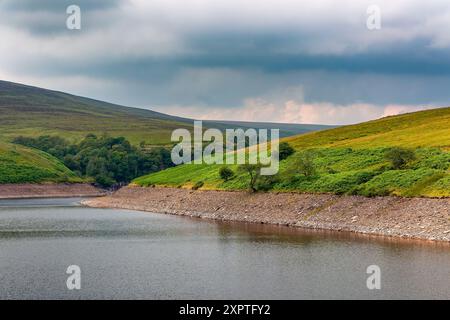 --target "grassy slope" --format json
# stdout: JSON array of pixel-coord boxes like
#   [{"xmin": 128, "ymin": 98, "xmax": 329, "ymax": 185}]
[
  {"xmin": 0, "ymin": 80, "xmax": 192, "ymax": 145},
  {"xmin": 284, "ymin": 107, "xmax": 450, "ymax": 150},
  {"xmin": 0, "ymin": 80, "xmax": 332, "ymax": 145},
  {"xmin": 0, "ymin": 80, "xmax": 190, "ymax": 183},
  {"xmin": 135, "ymin": 107, "xmax": 450, "ymax": 197},
  {"xmin": 0, "ymin": 142, "xmax": 82, "ymax": 183},
  {"xmin": 0, "ymin": 80, "xmax": 333, "ymax": 184}
]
